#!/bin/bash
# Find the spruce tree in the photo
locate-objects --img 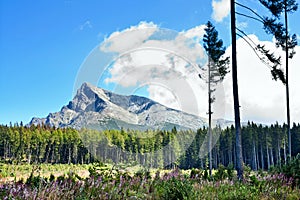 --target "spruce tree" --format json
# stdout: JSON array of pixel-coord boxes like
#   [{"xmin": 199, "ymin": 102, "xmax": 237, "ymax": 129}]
[
  {"xmin": 203, "ymin": 21, "xmax": 229, "ymax": 177},
  {"xmin": 259, "ymin": 0, "xmax": 298, "ymax": 160}
]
